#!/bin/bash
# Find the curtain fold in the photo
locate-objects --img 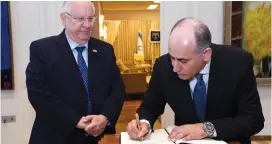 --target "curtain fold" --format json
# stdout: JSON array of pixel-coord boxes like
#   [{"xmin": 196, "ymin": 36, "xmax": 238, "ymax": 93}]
[
  {"xmin": 104, "ymin": 20, "xmax": 120, "ymax": 45},
  {"xmin": 106, "ymin": 20, "xmax": 160, "ymax": 65}
]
